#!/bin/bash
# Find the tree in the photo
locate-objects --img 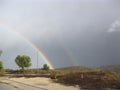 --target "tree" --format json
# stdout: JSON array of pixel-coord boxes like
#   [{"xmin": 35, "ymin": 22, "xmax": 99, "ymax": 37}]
[
  {"xmin": 0, "ymin": 50, "xmax": 3, "ymax": 70},
  {"xmin": 0, "ymin": 50, "xmax": 2, "ymax": 56},
  {"xmin": 42, "ymin": 64, "xmax": 50, "ymax": 70},
  {"xmin": 15, "ymin": 55, "xmax": 31, "ymax": 70},
  {"xmin": 0, "ymin": 61, "xmax": 3, "ymax": 70},
  {"xmin": 0, "ymin": 60, "xmax": 4, "ymax": 75}
]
